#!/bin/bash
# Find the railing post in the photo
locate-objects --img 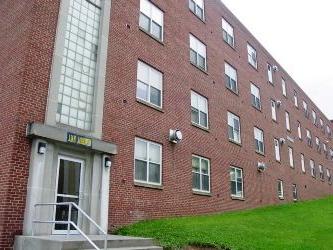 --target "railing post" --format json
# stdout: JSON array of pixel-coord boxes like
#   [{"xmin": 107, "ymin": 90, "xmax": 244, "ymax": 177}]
[{"xmin": 67, "ymin": 203, "xmax": 72, "ymax": 237}]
